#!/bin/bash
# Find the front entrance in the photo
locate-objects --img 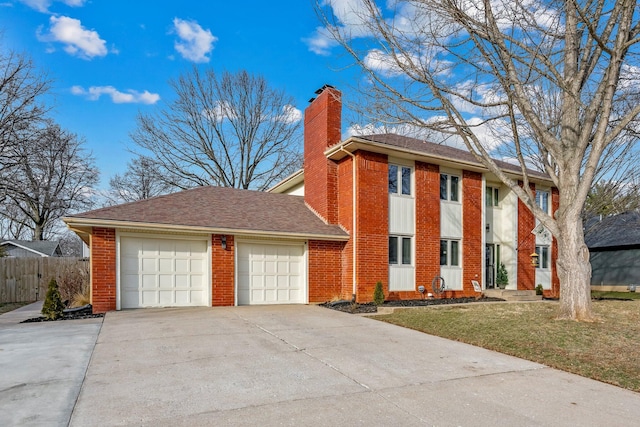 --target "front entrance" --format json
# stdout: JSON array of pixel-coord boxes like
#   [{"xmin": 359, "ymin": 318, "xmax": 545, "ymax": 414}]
[{"xmin": 485, "ymin": 244, "xmax": 495, "ymax": 289}]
